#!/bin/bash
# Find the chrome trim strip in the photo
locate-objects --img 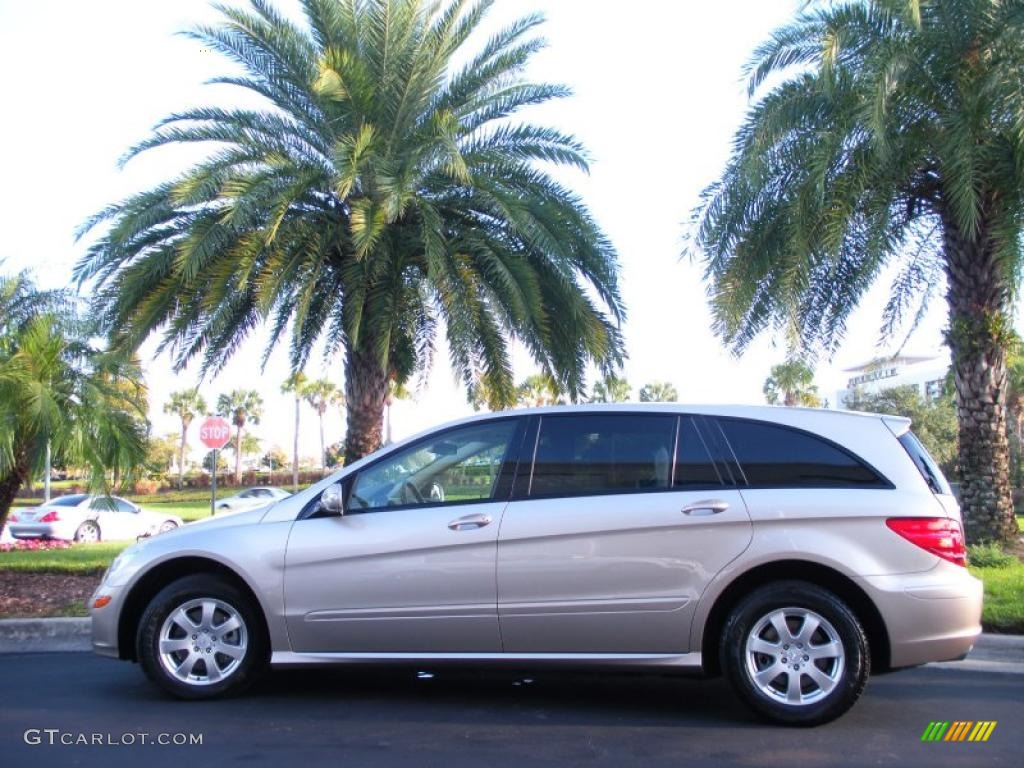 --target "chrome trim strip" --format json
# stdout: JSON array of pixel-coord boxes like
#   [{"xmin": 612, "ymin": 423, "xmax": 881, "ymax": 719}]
[{"xmin": 271, "ymin": 650, "xmax": 704, "ymax": 668}]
